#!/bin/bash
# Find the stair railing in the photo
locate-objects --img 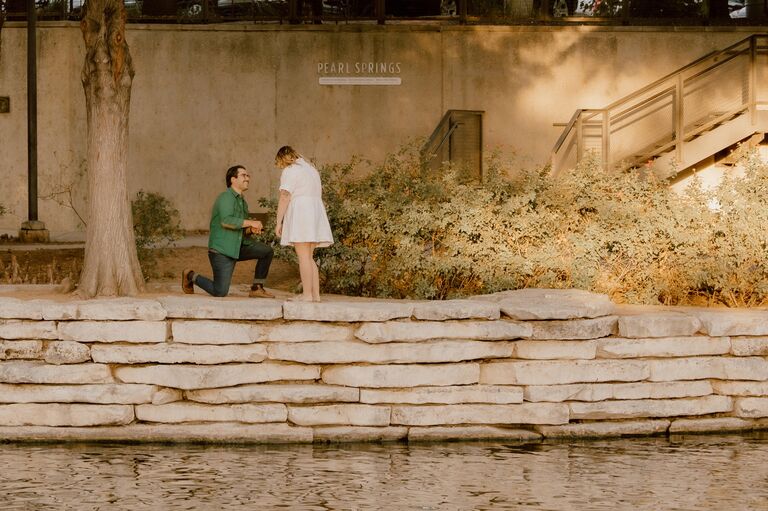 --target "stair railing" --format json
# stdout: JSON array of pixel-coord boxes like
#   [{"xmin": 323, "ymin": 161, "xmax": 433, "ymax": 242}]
[
  {"xmin": 422, "ymin": 109, "xmax": 484, "ymax": 180},
  {"xmin": 551, "ymin": 34, "xmax": 768, "ymax": 176}
]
